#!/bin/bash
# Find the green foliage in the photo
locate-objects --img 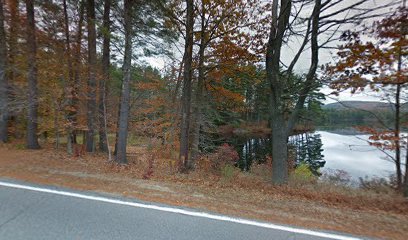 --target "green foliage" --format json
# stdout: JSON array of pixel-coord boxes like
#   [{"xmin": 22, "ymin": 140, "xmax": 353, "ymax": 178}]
[
  {"xmin": 316, "ymin": 108, "xmax": 396, "ymax": 128},
  {"xmin": 221, "ymin": 164, "xmax": 236, "ymax": 181},
  {"xmin": 290, "ymin": 163, "xmax": 317, "ymax": 185},
  {"xmin": 292, "ymin": 133, "xmax": 325, "ymax": 176},
  {"xmin": 15, "ymin": 143, "xmax": 26, "ymax": 150}
]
